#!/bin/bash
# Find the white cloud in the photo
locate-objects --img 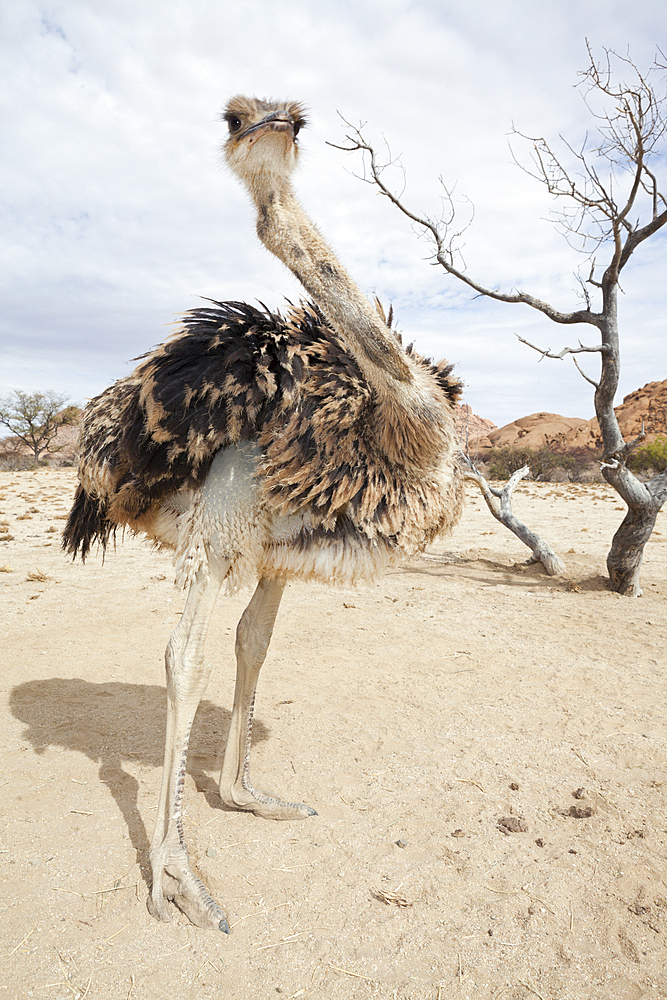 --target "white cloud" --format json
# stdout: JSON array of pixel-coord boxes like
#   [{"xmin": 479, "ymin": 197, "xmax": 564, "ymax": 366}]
[{"xmin": 1, "ymin": 0, "xmax": 665, "ymax": 426}]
